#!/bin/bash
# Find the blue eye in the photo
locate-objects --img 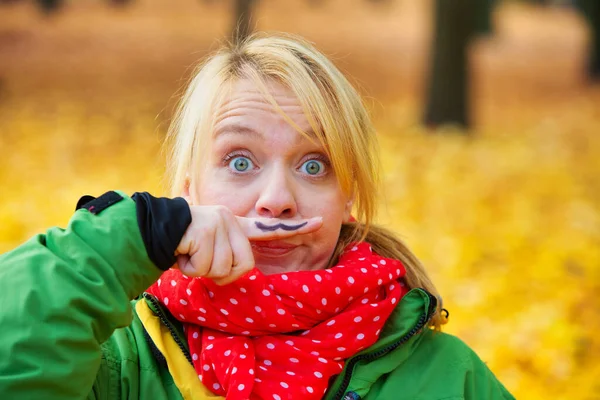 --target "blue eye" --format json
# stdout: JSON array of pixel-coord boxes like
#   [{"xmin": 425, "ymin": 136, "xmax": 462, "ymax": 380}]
[
  {"xmin": 229, "ymin": 156, "xmax": 253, "ymax": 172},
  {"xmin": 301, "ymin": 160, "xmax": 324, "ymax": 175}
]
